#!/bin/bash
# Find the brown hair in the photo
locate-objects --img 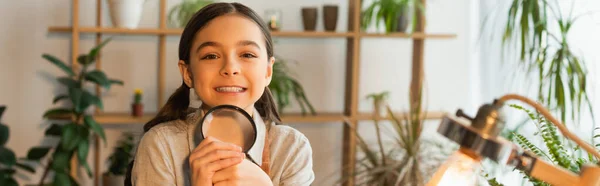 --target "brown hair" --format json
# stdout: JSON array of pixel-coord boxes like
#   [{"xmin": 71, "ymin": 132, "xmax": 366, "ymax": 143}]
[{"xmin": 126, "ymin": 3, "xmax": 281, "ymax": 185}]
